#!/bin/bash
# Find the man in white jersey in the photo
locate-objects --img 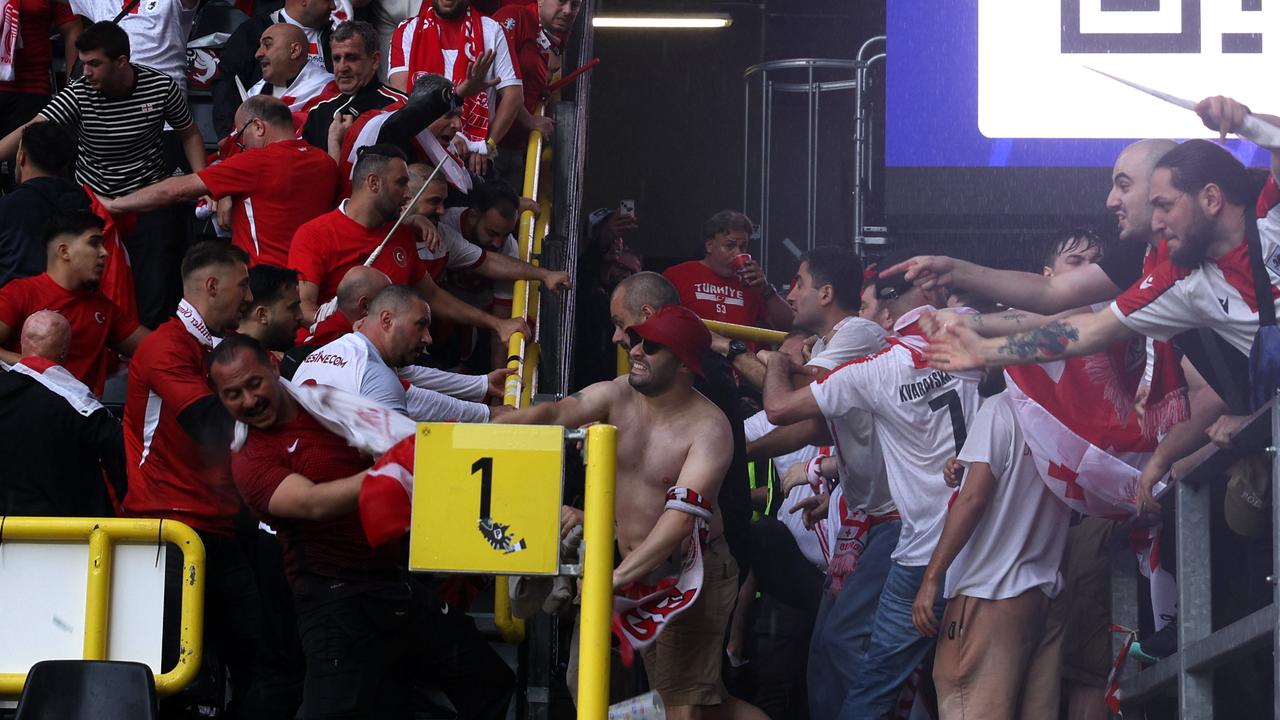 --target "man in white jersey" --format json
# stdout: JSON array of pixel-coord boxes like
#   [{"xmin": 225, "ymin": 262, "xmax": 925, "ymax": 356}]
[
  {"xmin": 732, "ymin": 245, "xmax": 896, "ymax": 718},
  {"xmin": 913, "ymin": 388, "xmax": 1072, "ymax": 719},
  {"xmin": 292, "ymin": 284, "xmax": 493, "ymax": 422},
  {"xmin": 759, "ymin": 262, "xmax": 981, "ymax": 719}
]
